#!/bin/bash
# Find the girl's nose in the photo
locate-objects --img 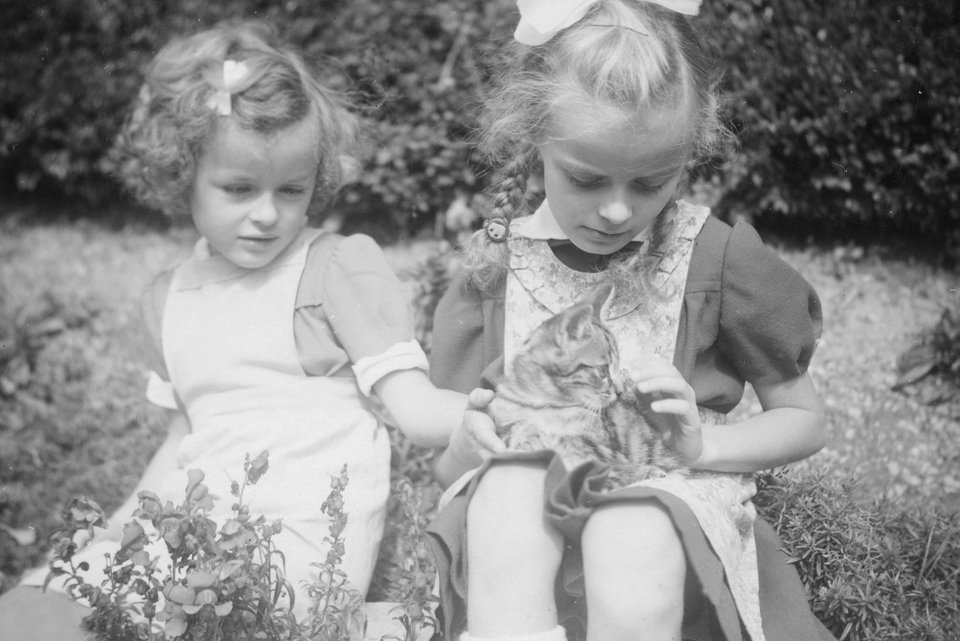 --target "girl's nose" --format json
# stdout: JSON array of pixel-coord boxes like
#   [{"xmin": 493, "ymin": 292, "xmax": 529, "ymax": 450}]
[
  {"xmin": 249, "ymin": 195, "xmax": 279, "ymax": 226},
  {"xmin": 598, "ymin": 197, "xmax": 632, "ymax": 225}
]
